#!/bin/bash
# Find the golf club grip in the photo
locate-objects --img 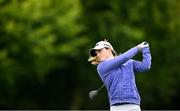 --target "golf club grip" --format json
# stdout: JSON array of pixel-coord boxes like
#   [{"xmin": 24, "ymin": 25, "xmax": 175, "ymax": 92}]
[{"xmin": 143, "ymin": 41, "xmax": 148, "ymax": 45}]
